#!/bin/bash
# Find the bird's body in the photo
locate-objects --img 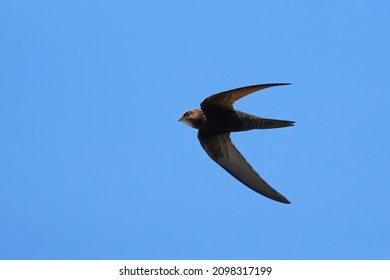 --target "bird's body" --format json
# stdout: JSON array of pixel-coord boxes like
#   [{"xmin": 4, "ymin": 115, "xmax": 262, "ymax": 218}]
[
  {"xmin": 186, "ymin": 108, "xmax": 292, "ymax": 134},
  {"xmin": 179, "ymin": 83, "xmax": 294, "ymax": 204}
]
